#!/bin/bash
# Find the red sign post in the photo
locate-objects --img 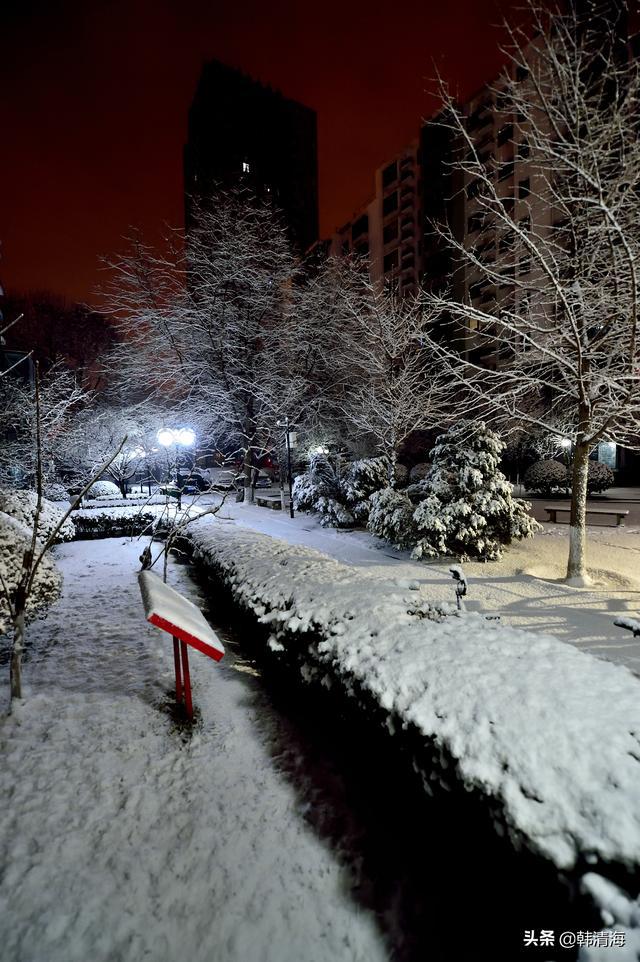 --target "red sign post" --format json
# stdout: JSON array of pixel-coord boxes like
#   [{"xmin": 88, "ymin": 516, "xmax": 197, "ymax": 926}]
[{"xmin": 138, "ymin": 570, "xmax": 225, "ymax": 720}]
